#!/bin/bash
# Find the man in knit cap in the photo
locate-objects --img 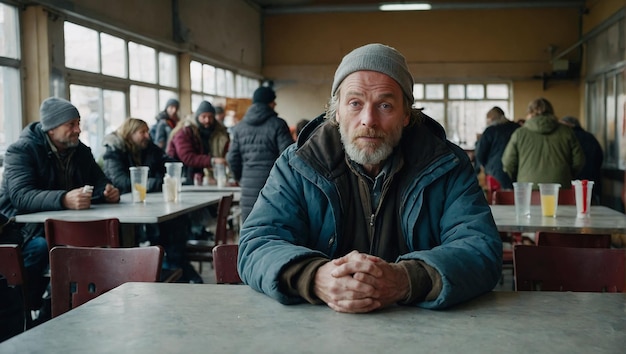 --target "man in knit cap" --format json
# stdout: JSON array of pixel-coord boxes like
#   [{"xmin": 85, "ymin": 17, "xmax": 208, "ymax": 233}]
[
  {"xmin": 0, "ymin": 97, "xmax": 120, "ymax": 323},
  {"xmin": 227, "ymin": 86, "xmax": 293, "ymax": 221},
  {"xmin": 238, "ymin": 43, "xmax": 501, "ymax": 313}
]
